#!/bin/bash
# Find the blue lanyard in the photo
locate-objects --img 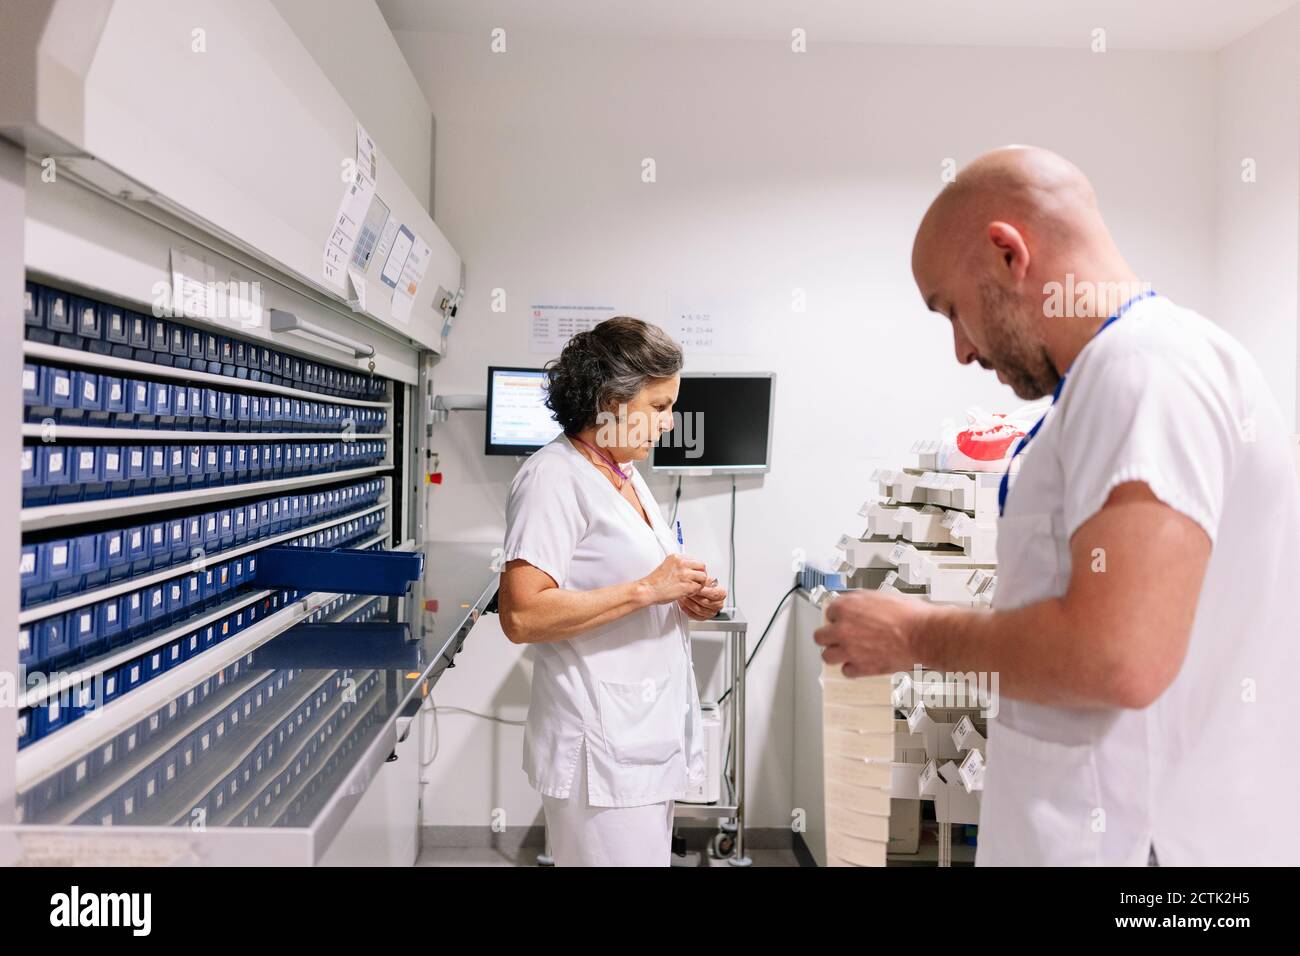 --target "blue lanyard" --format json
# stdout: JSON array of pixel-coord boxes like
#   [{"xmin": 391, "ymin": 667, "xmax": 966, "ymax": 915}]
[{"xmin": 996, "ymin": 290, "xmax": 1156, "ymax": 516}]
